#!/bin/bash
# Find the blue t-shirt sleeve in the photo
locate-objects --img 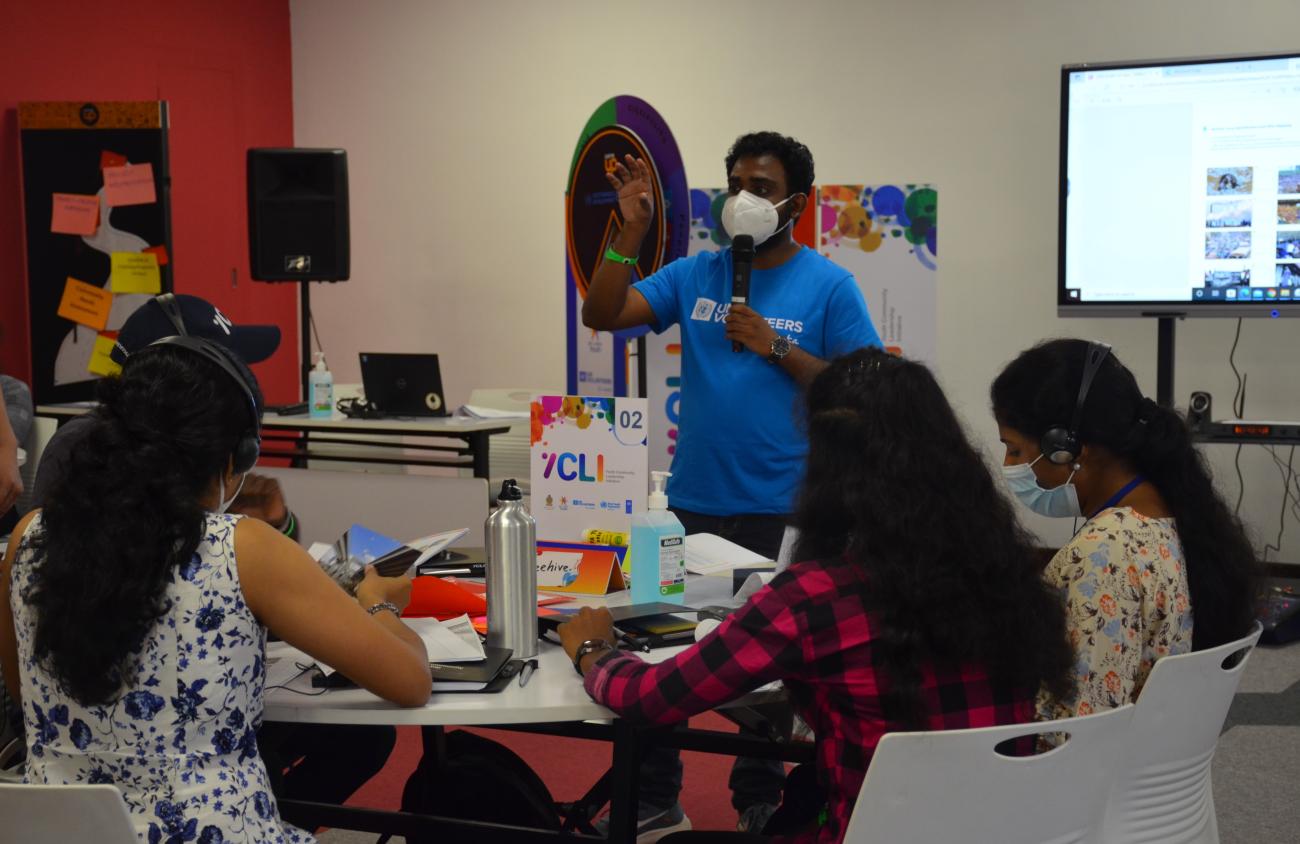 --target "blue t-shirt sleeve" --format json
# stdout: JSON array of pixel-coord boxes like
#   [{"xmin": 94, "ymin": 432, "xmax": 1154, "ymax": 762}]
[
  {"xmin": 631, "ymin": 260, "xmax": 682, "ymax": 334},
  {"xmin": 824, "ymin": 273, "xmax": 882, "ymax": 357}
]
